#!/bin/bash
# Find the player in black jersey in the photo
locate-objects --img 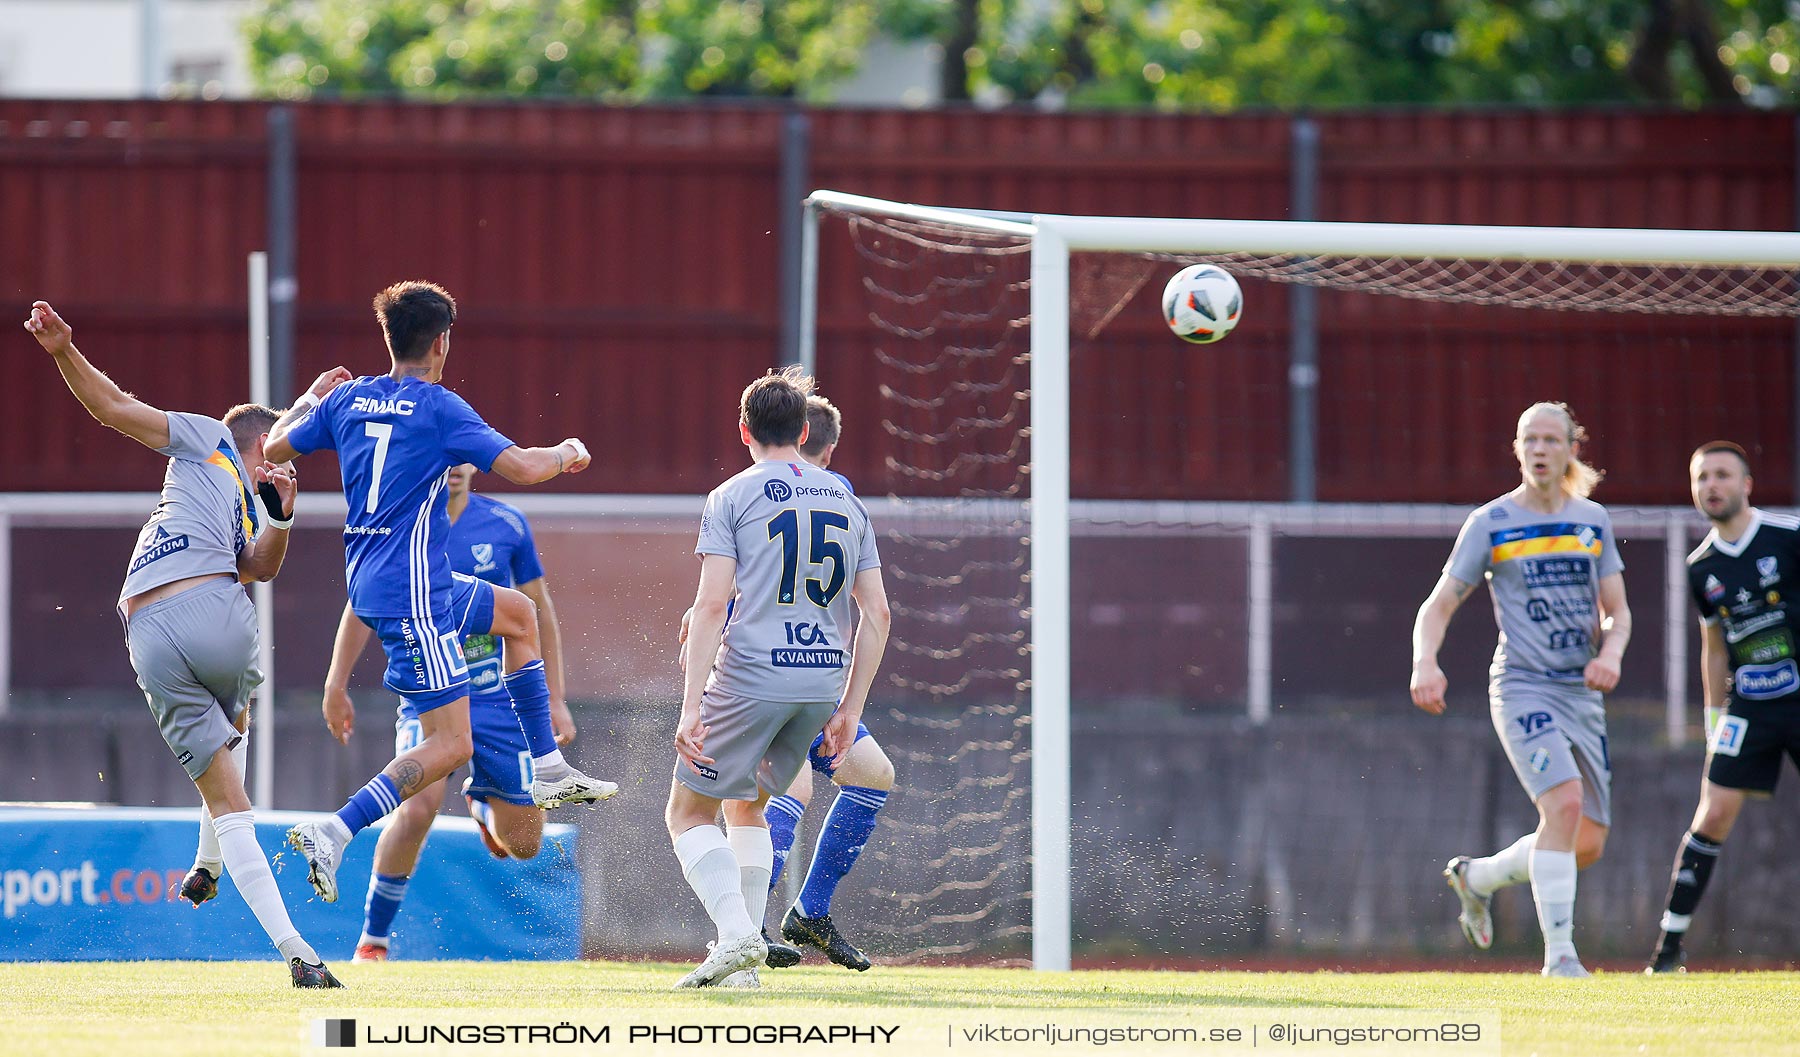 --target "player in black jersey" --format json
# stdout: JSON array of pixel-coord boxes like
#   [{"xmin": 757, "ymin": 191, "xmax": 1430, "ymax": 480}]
[{"xmin": 1648, "ymin": 442, "xmax": 1800, "ymax": 973}]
